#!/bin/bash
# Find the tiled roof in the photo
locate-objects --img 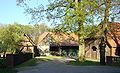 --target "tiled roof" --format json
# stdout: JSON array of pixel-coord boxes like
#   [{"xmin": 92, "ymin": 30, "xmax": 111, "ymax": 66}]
[
  {"xmin": 107, "ymin": 22, "xmax": 120, "ymax": 44},
  {"xmin": 88, "ymin": 22, "xmax": 120, "ymax": 38},
  {"xmin": 37, "ymin": 32, "xmax": 50, "ymax": 44},
  {"xmin": 37, "ymin": 32, "xmax": 78, "ymax": 46},
  {"xmin": 21, "ymin": 34, "xmax": 34, "ymax": 46},
  {"xmin": 108, "ymin": 22, "xmax": 120, "ymax": 33},
  {"xmin": 107, "ymin": 22, "xmax": 120, "ymax": 35}
]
